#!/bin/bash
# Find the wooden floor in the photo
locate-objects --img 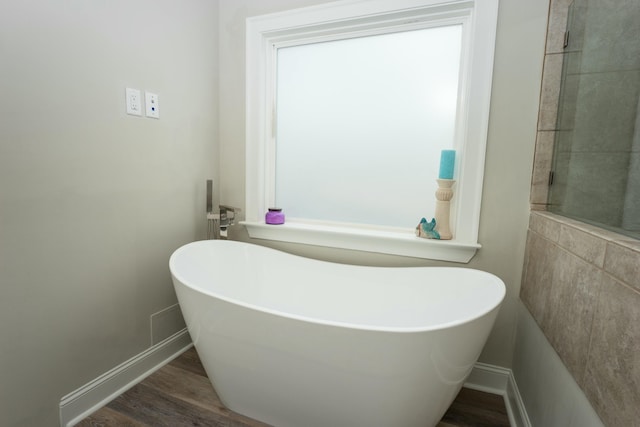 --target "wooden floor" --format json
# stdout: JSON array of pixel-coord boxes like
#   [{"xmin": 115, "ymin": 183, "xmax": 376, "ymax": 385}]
[{"xmin": 77, "ymin": 347, "xmax": 510, "ymax": 427}]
